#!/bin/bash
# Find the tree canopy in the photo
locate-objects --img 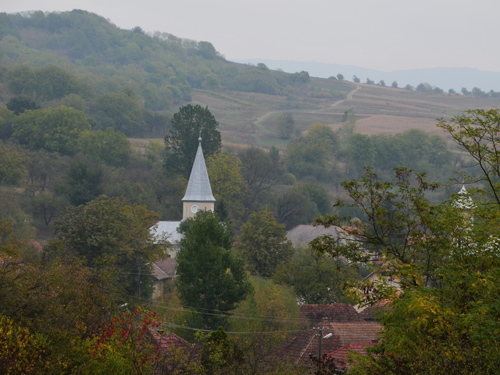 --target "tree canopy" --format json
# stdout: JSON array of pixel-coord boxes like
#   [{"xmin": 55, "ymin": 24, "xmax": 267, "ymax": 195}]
[
  {"xmin": 12, "ymin": 106, "xmax": 90, "ymax": 155},
  {"xmin": 50, "ymin": 195, "xmax": 161, "ymax": 299},
  {"xmin": 176, "ymin": 211, "xmax": 251, "ymax": 331},
  {"xmin": 164, "ymin": 104, "xmax": 221, "ymax": 178},
  {"xmin": 312, "ymin": 109, "xmax": 500, "ymax": 374},
  {"xmin": 236, "ymin": 208, "xmax": 293, "ymax": 277}
]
